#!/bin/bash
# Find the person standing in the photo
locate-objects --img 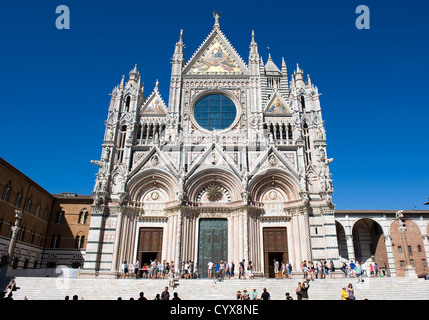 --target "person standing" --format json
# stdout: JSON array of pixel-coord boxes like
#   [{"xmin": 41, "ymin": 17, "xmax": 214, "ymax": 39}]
[
  {"xmin": 248, "ymin": 261, "xmax": 254, "ymax": 279},
  {"xmin": 214, "ymin": 262, "xmax": 220, "ymax": 282},
  {"xmin": 121, "ymin": 261, "xmax": 128, "ymax": 279},
  {"xmin": 349, "ymin": 260, "xmax": 356, "ymax": 277},
  {"xmin": 239, "ymin": 259, "xmax": 246, "ymax": 279},
  {"xmin": 261, "ymin": 288, "xmax": 270, "ymax": 300},
  {"xmin": 161, "ymin": 286, "xmax": 170, "ymax": 300},
  {"xmin": 230, "ymin": 261, "xmax": 235, "ymax": 279},
  {"xmin": 301, "ymin": 280, "xmax": 310, "ymax": 300},
  {"xmin": 134, "ymin": 260, "xmax": 140, "ymax": 279},
  {"xmin": 295, "ymin": 282, "xmax": 302, "ymax": 300},
  {"xmin": 208, "ymin": 261, "xmax": 213, "ymax": 279},
  {"xmin": 273, "ymin": 259, "xmax": 279, "ymax": 279},
  {"xmin": 347, "ymin": 283, "xmax": 355, "ymax": 300},
  {"xmin": 168, "ymin": 268, "xmax": 175, "ymax": 288},
  {"xmin": 329, "ymin": 260, "xmax": 335, "ymax": 279}
]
